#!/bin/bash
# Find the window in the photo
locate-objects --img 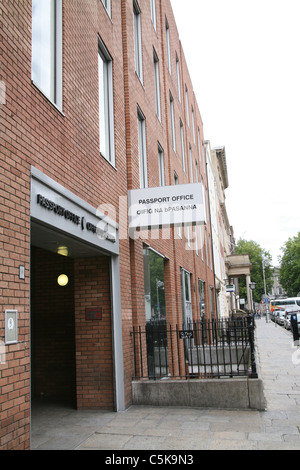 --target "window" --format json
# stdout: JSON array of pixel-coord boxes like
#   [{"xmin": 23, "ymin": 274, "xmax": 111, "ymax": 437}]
[
  {"xmin": 150, "ymin": 0, "xmax": 156, "ymax": 30},
  {"xmin": 170, "ymin": 92, "xmax": 176, "ymax": 152},
  {"xmin": 180, "ymin": 120, "xmax": 186, "ymax": 172},
  {"xmin": 176, "ymin": 53, "xmax": 181, "ymax": 102},
  {"xmin": 101, "ymin": 0, "xmax": 111, "ymax": 17},
  {"xmin": 181, "ymin": 269, "xmax": 193, "ymax": 325},
  {"xmin": 192, "ymin": 106, "xmax": 196, "ymax": 144},
  {"xmin": 153, "ymin": 49, "xmax": 161, "ymax": 120},
  {"xmin": 185, "ymin": 85, "xmax": 189, "ymax": 127},
  {"xmin": 133, "ymin": 0, "xmax": 143, "ymax": 82},
  {"xmin": 198, "ymin": 279, "xmax": 206, "ymax": 319},
  {"xmin": 158, "ymin": 144, "xmax": 165, "ymax": 186},
  {"xmin": 166, "ymin": 19, "xmax": 171, "ymax": 73},
  {"xmin": 189, "ymin": 145, "xmax": 193, "ymax": 183},
  {"xmin": 143, "ymin": 246, "xmax": 167, "ymax": 377},
  {"xmin": 98, "ymin": 38, "xmax": 115, "ymax": 165},
  {"xmin": 143, "ymin": 246, "xmax": 166, "ymax": 322},
  {"xmin": 198, "ymin": 128, "xmax": 202, "ymax": 162},
  {"xmin": 32, "ymin": 0, "xmax": 62, "ymax": 109},
  {"xmin": 195, "ymin": 160, "xmax": 199, "ymax": 182},
  {"xmin": 174, "ymin": 173, "xmax": 181, "ymax": 238},
  {"xmin": 138, "ymin": 107, "xmax": 148, "ymax": 188}
]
